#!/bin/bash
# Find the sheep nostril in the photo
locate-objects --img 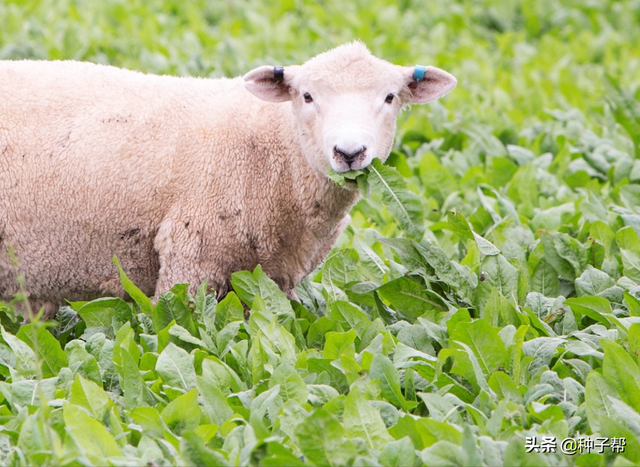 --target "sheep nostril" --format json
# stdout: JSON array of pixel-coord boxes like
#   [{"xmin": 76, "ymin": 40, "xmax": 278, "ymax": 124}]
[{"xmin": 334, "ymin": 146, "xmax": 366, "ymax": 164}]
